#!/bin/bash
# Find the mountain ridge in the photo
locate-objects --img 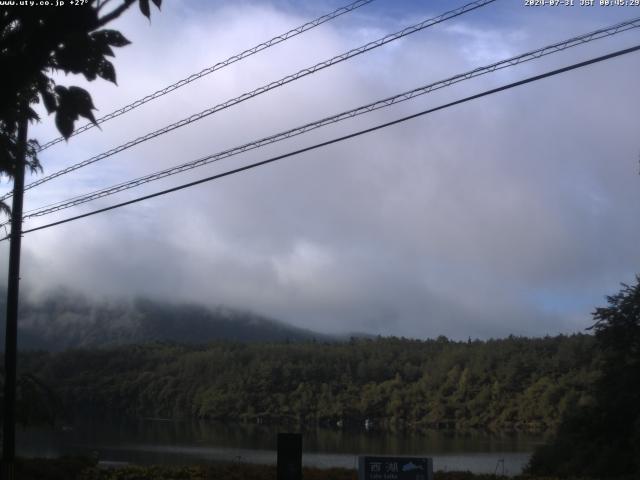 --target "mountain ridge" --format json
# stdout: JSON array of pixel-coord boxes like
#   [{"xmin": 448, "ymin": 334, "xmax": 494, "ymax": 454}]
[{"xmin": 0, "ymin": 289, "xmax": 335, "ymax": 351}]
